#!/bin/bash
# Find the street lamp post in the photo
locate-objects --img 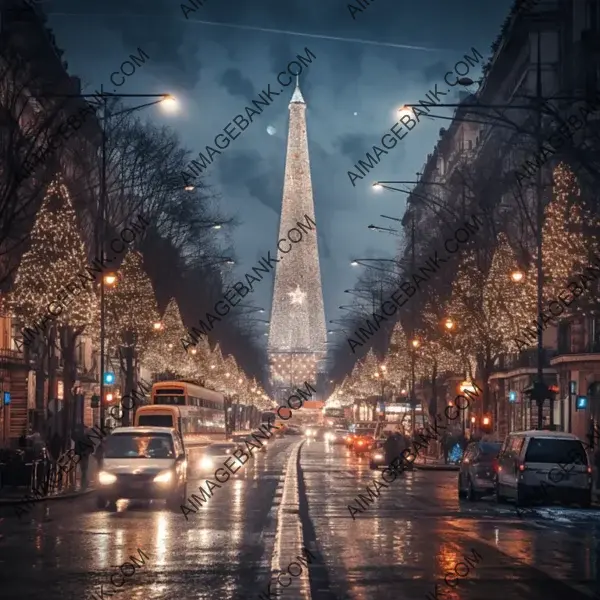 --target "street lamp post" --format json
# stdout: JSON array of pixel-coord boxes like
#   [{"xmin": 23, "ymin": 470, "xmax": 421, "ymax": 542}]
[{"xmin": 95, "ymin": 88, "xmax": 174, "ymax": 431}]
